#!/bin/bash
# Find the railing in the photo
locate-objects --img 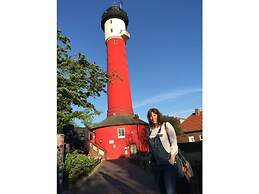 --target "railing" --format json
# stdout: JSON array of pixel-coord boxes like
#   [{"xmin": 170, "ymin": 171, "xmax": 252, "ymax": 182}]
[
  {"xmin": 57, "ymin": 143, "xmax": 70, "ymax": 194},
  {"xmin": 88, "ymin": 141, "xmax": 107, "ymax": 160},
  {"xmin": 57, "ymin": 145, "xmax": 65, "ymax": 194}
]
